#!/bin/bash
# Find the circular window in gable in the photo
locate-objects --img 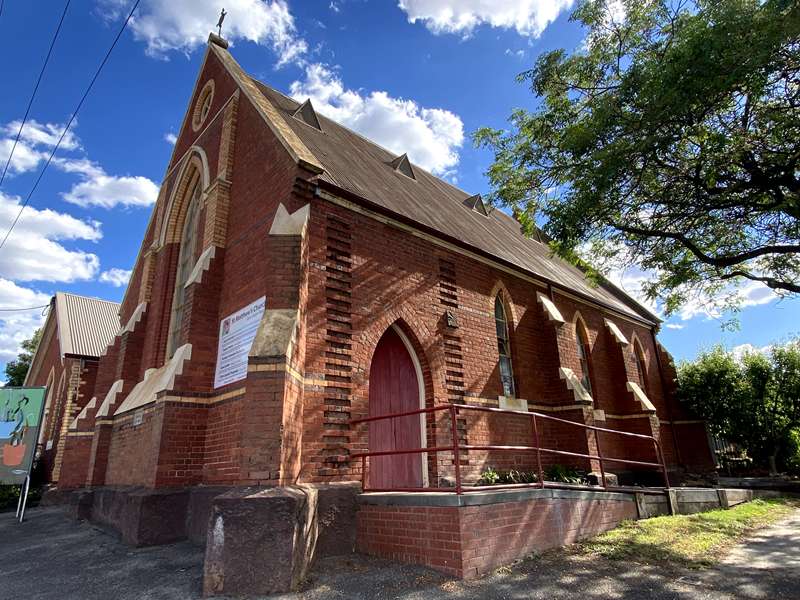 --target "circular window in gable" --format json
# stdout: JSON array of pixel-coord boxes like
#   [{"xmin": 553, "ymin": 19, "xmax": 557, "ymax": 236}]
[{"xmin": 192, "ymin": 79, "xmax": 215, "ymax": 132}]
